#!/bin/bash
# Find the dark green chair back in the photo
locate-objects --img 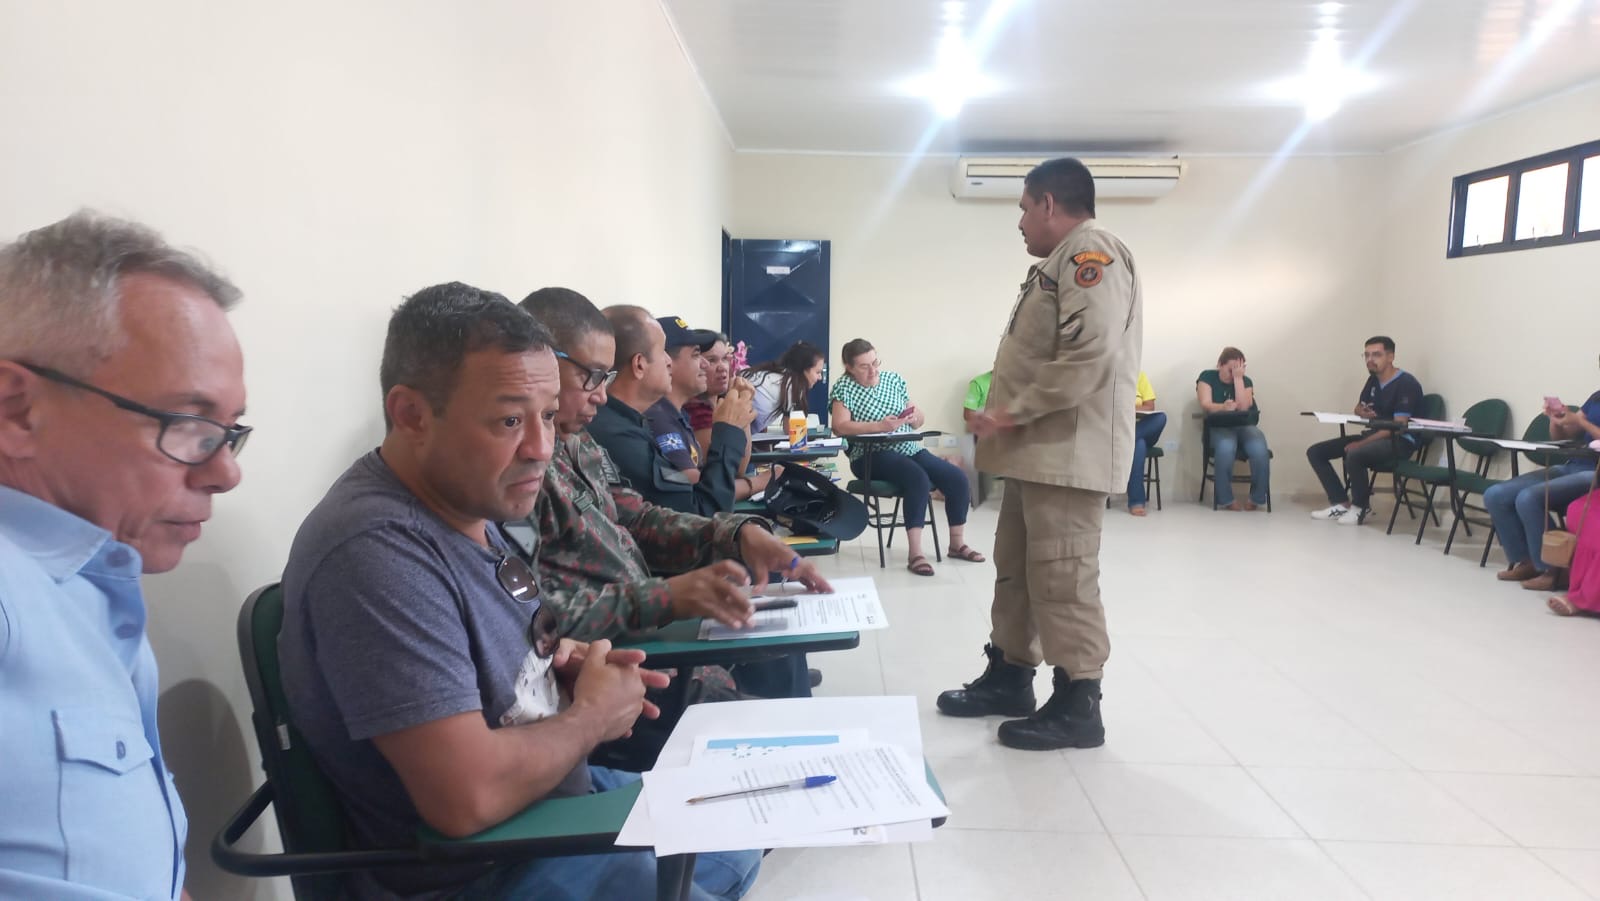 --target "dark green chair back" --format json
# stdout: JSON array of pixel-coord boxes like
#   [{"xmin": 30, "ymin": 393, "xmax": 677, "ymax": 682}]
[
  {"xmin": 1455, "ymin": 399, "xmax": 1511, "ymax": 460},
  {"xmin": 238, "ymin": 584, "xmax": 349, "ymax": 898},
  {"xmin": 1407, "ymin": 394, "xmax": 1448, "ymax": 456}
]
